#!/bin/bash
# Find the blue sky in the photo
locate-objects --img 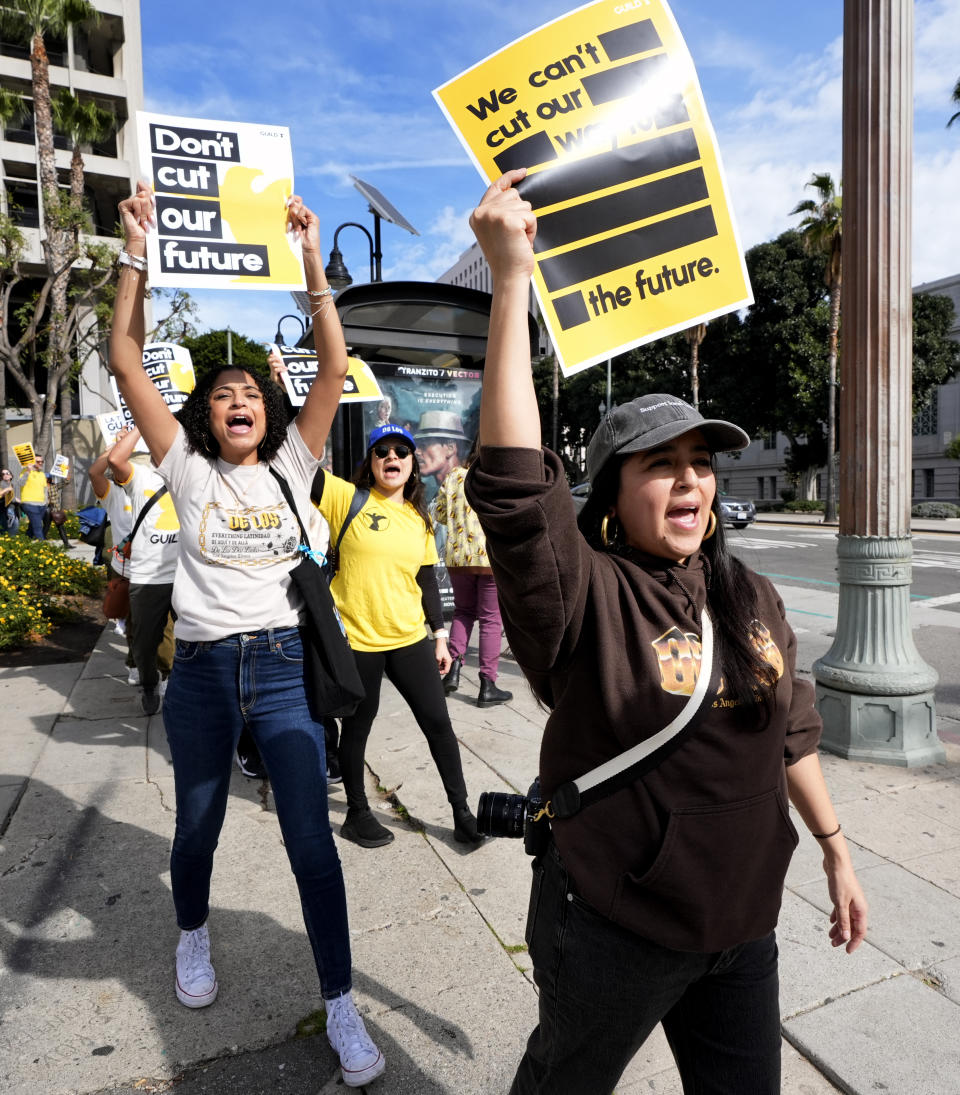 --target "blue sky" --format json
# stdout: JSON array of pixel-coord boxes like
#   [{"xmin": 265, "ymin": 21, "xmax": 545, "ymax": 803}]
[{"xmin": 141, "ymin": 0, "xmax": 960, "ymax": 341}]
